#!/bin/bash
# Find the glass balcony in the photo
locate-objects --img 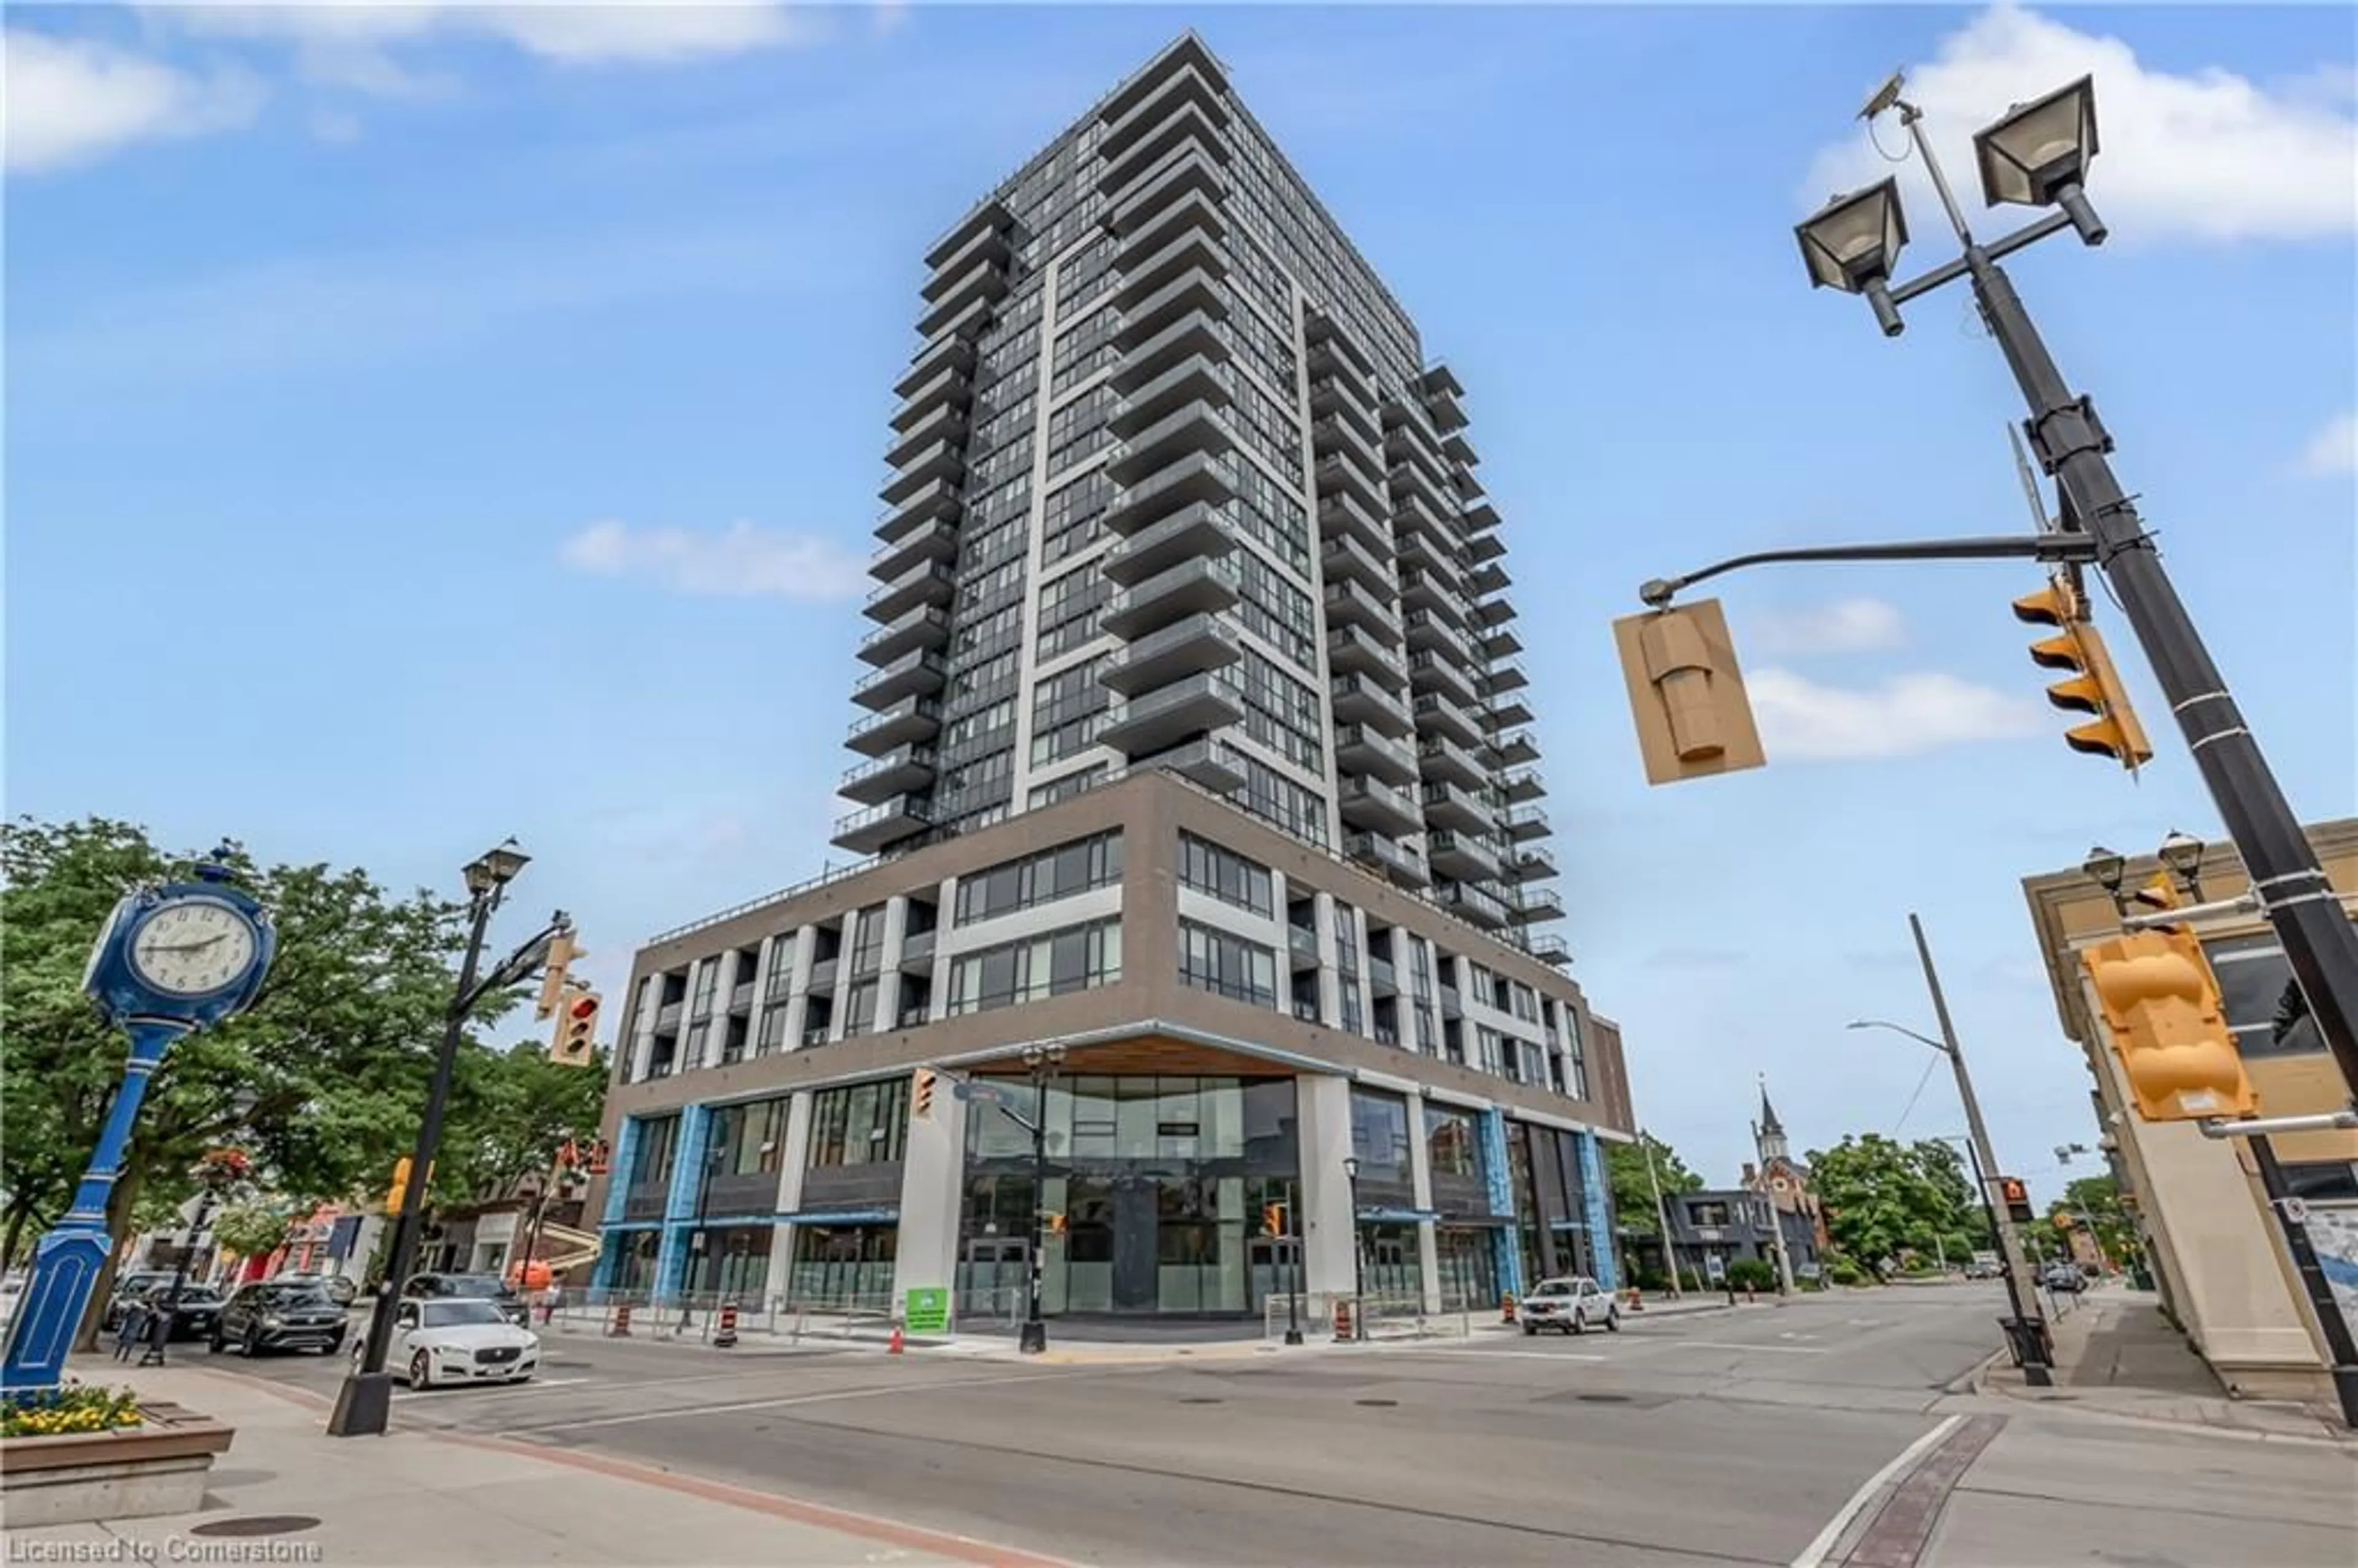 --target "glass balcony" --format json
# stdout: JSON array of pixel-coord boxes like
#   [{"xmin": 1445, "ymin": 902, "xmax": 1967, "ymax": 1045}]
[
  {"xmin": 1099, "ymin": 59, "xmax": 1229, "ymax": 160},
  {"xmin": 1411, "ymin": 650, "xmax": 1483, "ymax": 711},
  {"xmin": 1510, "ymin": 887, "xmax": 1566, "ymax": 925},
  {"xmin": 893, "ymin": 332, "xmax": 976, "ymax": 400},
  {"xmin": 879, "ymin": 439, "xmax": 964, "ymax": 506},
  {"xmin": 1479, "ymin": 623, "xmax": 1523, "ymax": 661},
  {"xmin": 839, "ymin": 745, "xmax": 936, "ymax": 805},
  {"xmin": 1107, "ymin": 149, "xmax": 1228, "ymax": 235},
  {"xmin": 1442, "ymin": 430, "xmax": 1478, "ymax": 468},
  {"xmin": 1339, "ymin": 776, "xmax": 1422, "ymax": 838},
  {"xmin": 1465, "ymin": 529, "xmax": 1507, "ymax": 565},
  {"xmin": 1433, "ymin": 879, "xmax": 1509, "ymax": 930},
  {"xmin": 1413, "ymin": 691, "xmax": 1484, "ymax": 750},
  {"xmin": 1318, "ymin": 492, "xmax": 1390, "ymax": 561},
  {"xmin": 1099, "ymin": 611, "xmax": 1240, "ymax": 696},
  {"xmin": 1100, "ymin": 554, "xmax": 1242, "ymax": 639},
  {"xmin": 884, "ymin": 402, "xmax": 968, "ymax": 472},
  {"xmin": 1130, "ymin": 734, "xmax": 1248, "ymax": 794},
  {"xmin": 1488, "ymin": 691, "xmax": 1536, "ymax": 728},
  {"xmin": 1309, "ymin": 376, "xmax": 1381, "ymax": 440},
  {"xmin": 1344, "ymin": 831, "xmax": 1428, "ymax": 889},
  {"xmin": 1417, "ymin": 734, "xmax": 1485, "ymax": 790},
  {"xmin": 1420, "ymin": 779, "xmax": 1492, "ymax": 834},
  {"xmin": 1504, "ymin": 805, "xmax": 1552, "ymax": 842},
  {"xmin": 1490, "ymin": 729, "xmax": 1539, "ymax": 767},
  {"xmin": 1400, "ymin": 566, "xmax": 1470, "ymax": 623},
  {"xmin": 1404, "ymin": 607, "xmax": 1473, "ymax": 664},
  {"xmin": 1314, "ymin": 452, "xmax": 1386, "ymax": 515},
  {"xmin": 1501, "ymin": 766, "xmax": 1546, "ymax": 804},
  {"xmin": 1313, "ymin": 415, "xmax": 1385, "ymax": 478},
  {"xmin": 1474, "ymin": 594, "xmax": 1519, "ymax": 630},
  {"xmin": 1460, "ymin": 498, "xmax": 1501, "ymax": 534},
  {"xmin": 1099, "ymin": 671, "xmax": 1245, "ymax": 756},
  {"xmin": 1108, "ymin": 354, "xmax": 1232, "ymax": 439},
  {"xmin": 1336, "ymin": 723, "xmax": 1418, "ymax": 786},
  {"xmin": 1427, "ymin": 829, "xmax": 1502, "ymax": 885},
  {"xmin": 1304, "ymin": 308, "xmax": 1375, "ymax": 381},
  {"xmin": 916, "ymin": 256, "xmax": 1010, "ymax": 340},
  {"xmin": 1102, "ymin": 500, "xmax": 1238, "ymax": 587},
  {"xmin": 1098, "ymin": 99, "xmax": 1231, "ymax": 198},
  {"xmin": 1286, "ymin": 925, "xmax": 1320, "ymax": 968},
  {"xmin": 1467, "ymin": 559, "xmax": 1511, "ymax": 597},
  {"xmin": 831, "ymin": 795, "xmax": 933, "ymax": 856},
  {"xmin": 1320, "ymin": 531, "xmax": 1392, "ymax": 598},
  {"xmin": 1115, "ymin": 187, "xmax": 1227, "ymax": 268},
  {"xmin": 1330, "ymin": 673, "xmax": 1413, "ymax": 737},
  {"xmin": 1508, "ymin": 845, "xmax": 1558, "ymax": 884},
  {"xmin": 1102, "ymin": 449, "xmax": 1240, "ymax": 535},
  {"xmin": 890, "ymin": 366, "xmax": 971, "ymax": 434},
  {"xmin": 869, "ymin": 513, "xmax": 959, "ymax": 585},
  {"xmin": 915, "ymin": 292, "xmax": 993, "ymax": 351},
  {"xmin": 1482, "ymin": 660, "xmax": 1530, "ymax": 697},
  {"xmin": 920, "ymin": 226, "xmax": 1010, "ymax": 301},
  {"xmin": 1112, "ymin": 227, "xmax": 1229, "ymax": 316},
  {"xmin": 846, "ymin": 696, "xmax": 942, "ymax": 756},
  {"xmin": 898, "ymin": 930, "xmax": 936, "ymax": 973},
  {"xmin": 876, "ymin": 476, "xmax": 960, "ymax": 547},
  {"xmin": 851, "ymin": 647, "xmax": 949, "ymax": 712},
  {"xmin": 1528, "ymin": 934, "xmax": 1572, "ymax": 967},
  {"xmin": 1117, "ymin": 267, "xmax": 1231, "ymax": 347},
  {"xmin": 1325, "ymin": 623, "xmax": 1406, "ymax": 688},
  {"xmin": 922, "ymin": 201, "xmax": 1011, "ymax": 274},
  {"xmin": 1398, "ymin": 530, "xmax": 1466, "ymax": 594},
  {"xmin": 1111, "ymin": 308, "xmax": 1229, "ymax": 390},
  {"xmin": 857, "ymin": 603, "xmax": 951, "ymax": 669},
  {"xmin": 1106, "ymin": 399, "xmax": 1236, "ymax": 486},
  {"xmin": 863, "ymin": 558, "xmax": 955, "ymax": 624},
  {"xmin": 1321, "ymin": 577, "xmax": 1398, "ymax": 640}
]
